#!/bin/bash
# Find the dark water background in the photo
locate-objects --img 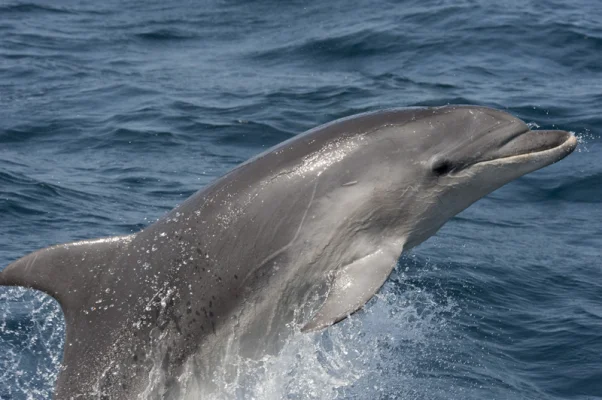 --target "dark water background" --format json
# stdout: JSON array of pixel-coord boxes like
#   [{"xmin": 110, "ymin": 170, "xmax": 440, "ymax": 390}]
[{"xmin": 0, "ymin": 0, "xmax": 601, "ymax": 399}]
